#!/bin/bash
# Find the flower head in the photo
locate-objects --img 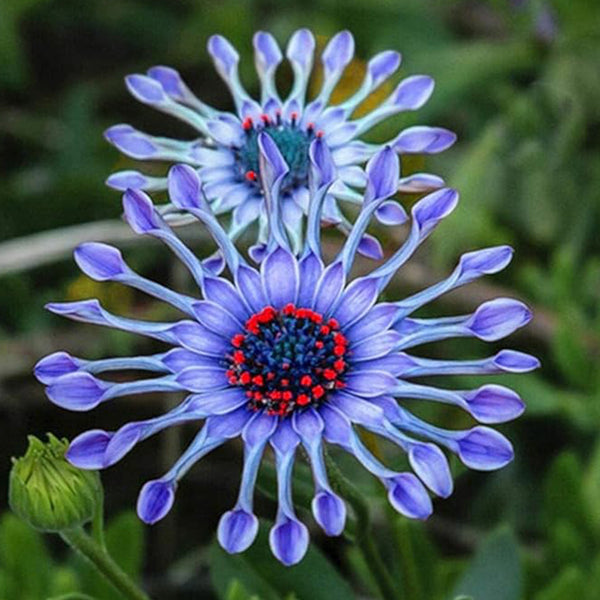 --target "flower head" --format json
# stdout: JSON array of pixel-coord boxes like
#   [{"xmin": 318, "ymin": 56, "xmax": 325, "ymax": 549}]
[
  {"xmin": 36, "ymin": 140, "xmax": 537, "ymax": 565},
  {"xmin": 105, "ymin": 30, "xmax": 455, "ymax": 261}
]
